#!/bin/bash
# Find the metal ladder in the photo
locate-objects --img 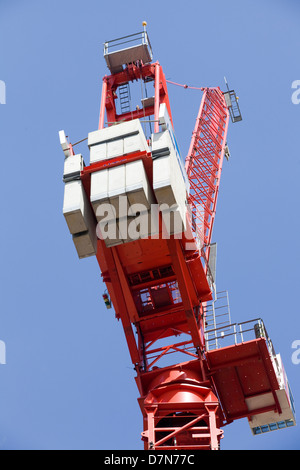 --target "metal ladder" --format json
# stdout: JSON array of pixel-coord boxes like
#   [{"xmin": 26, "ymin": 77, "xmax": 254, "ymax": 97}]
[
  {"xmin": 204, "ymin": 291, "xmax": 231, "ymax": 351},
  {"xmin": 118, "ymin": 83, "xmax": 131, "ymax": 114}
]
